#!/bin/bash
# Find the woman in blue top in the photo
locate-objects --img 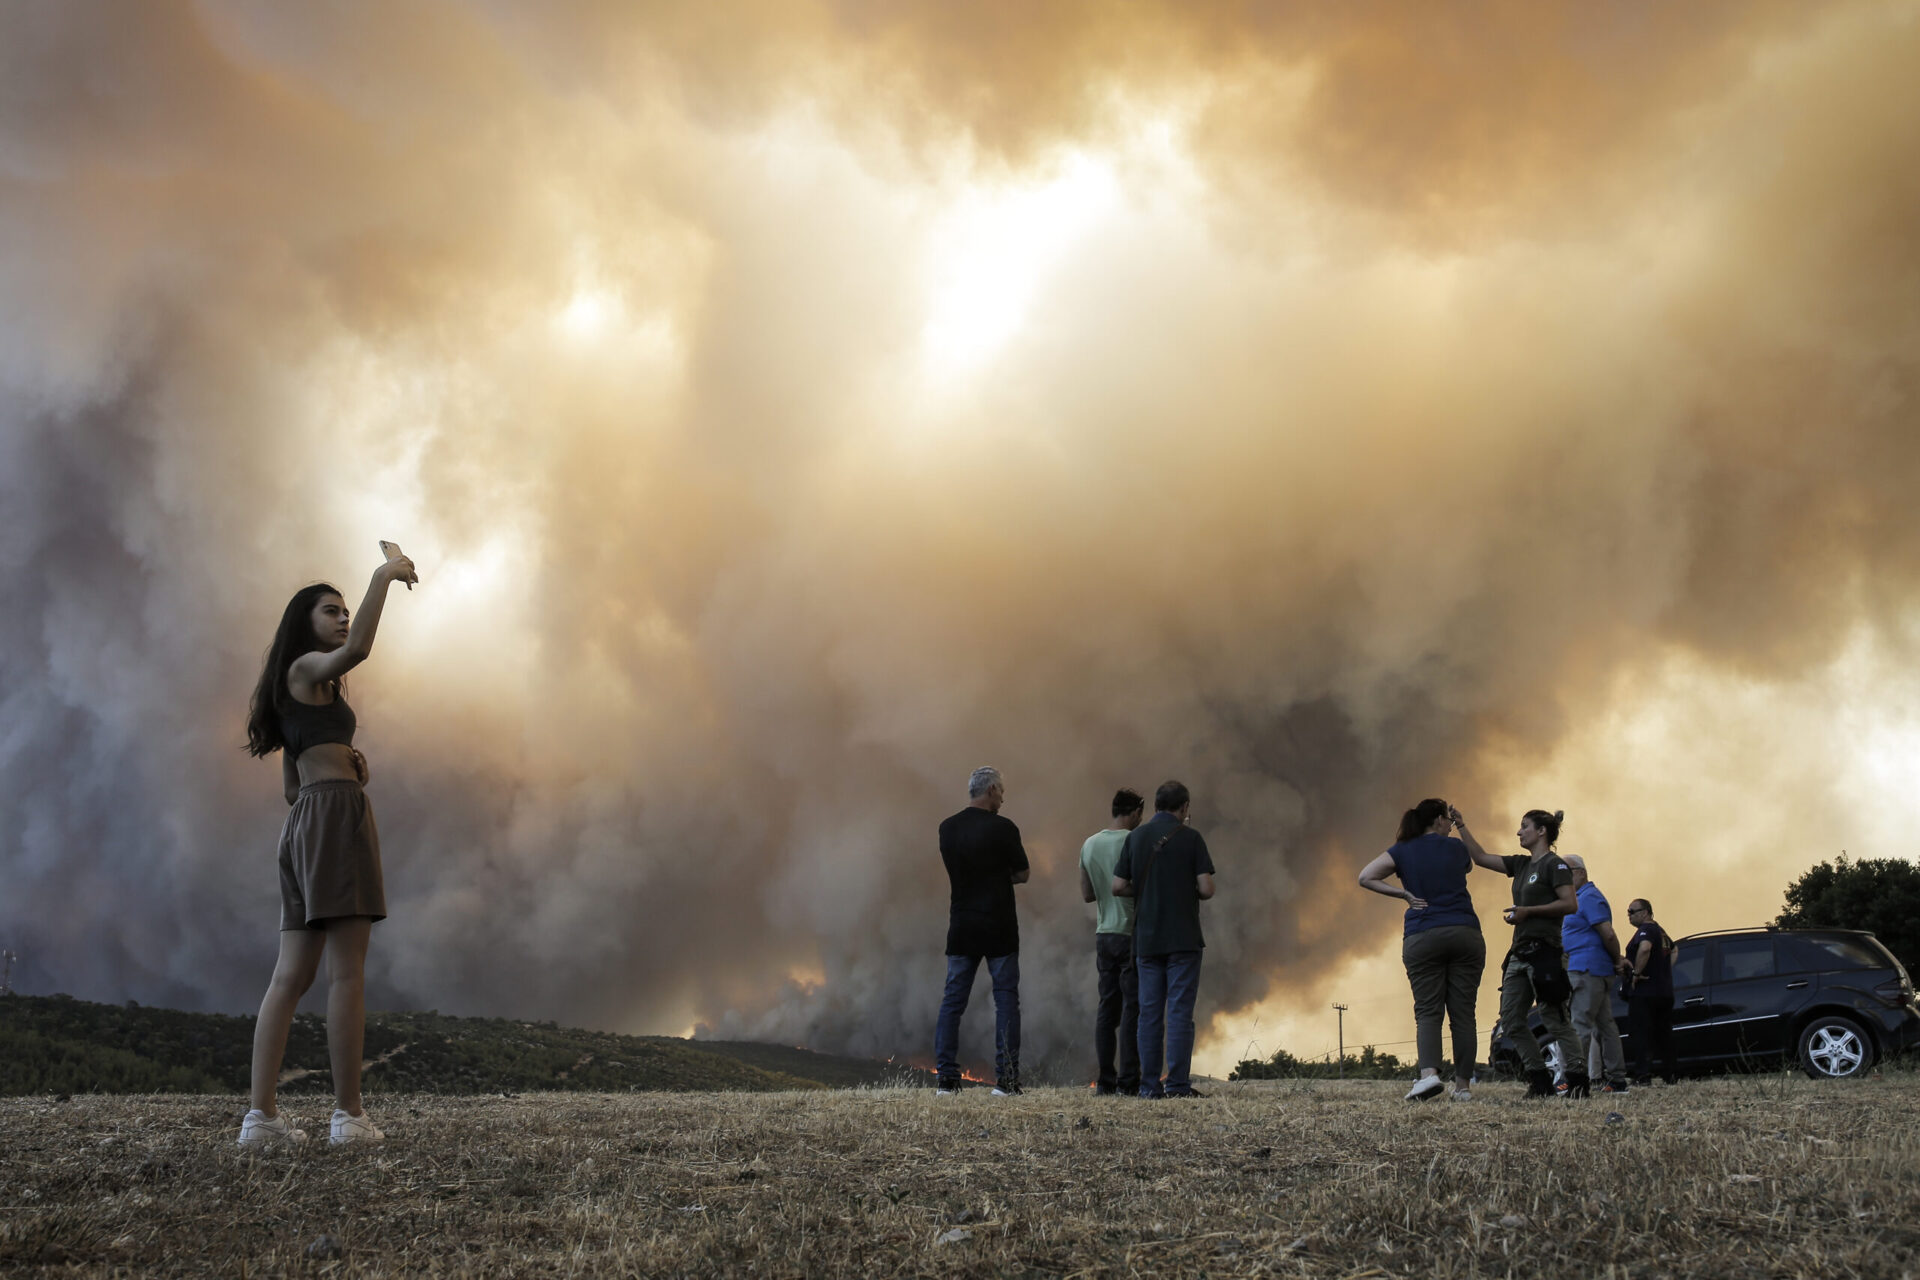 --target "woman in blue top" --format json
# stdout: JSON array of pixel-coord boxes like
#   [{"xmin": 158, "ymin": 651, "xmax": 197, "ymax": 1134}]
[{"xmin": 1358, "ymin": 799, "xmax": 1485, "ymax": 1101}]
